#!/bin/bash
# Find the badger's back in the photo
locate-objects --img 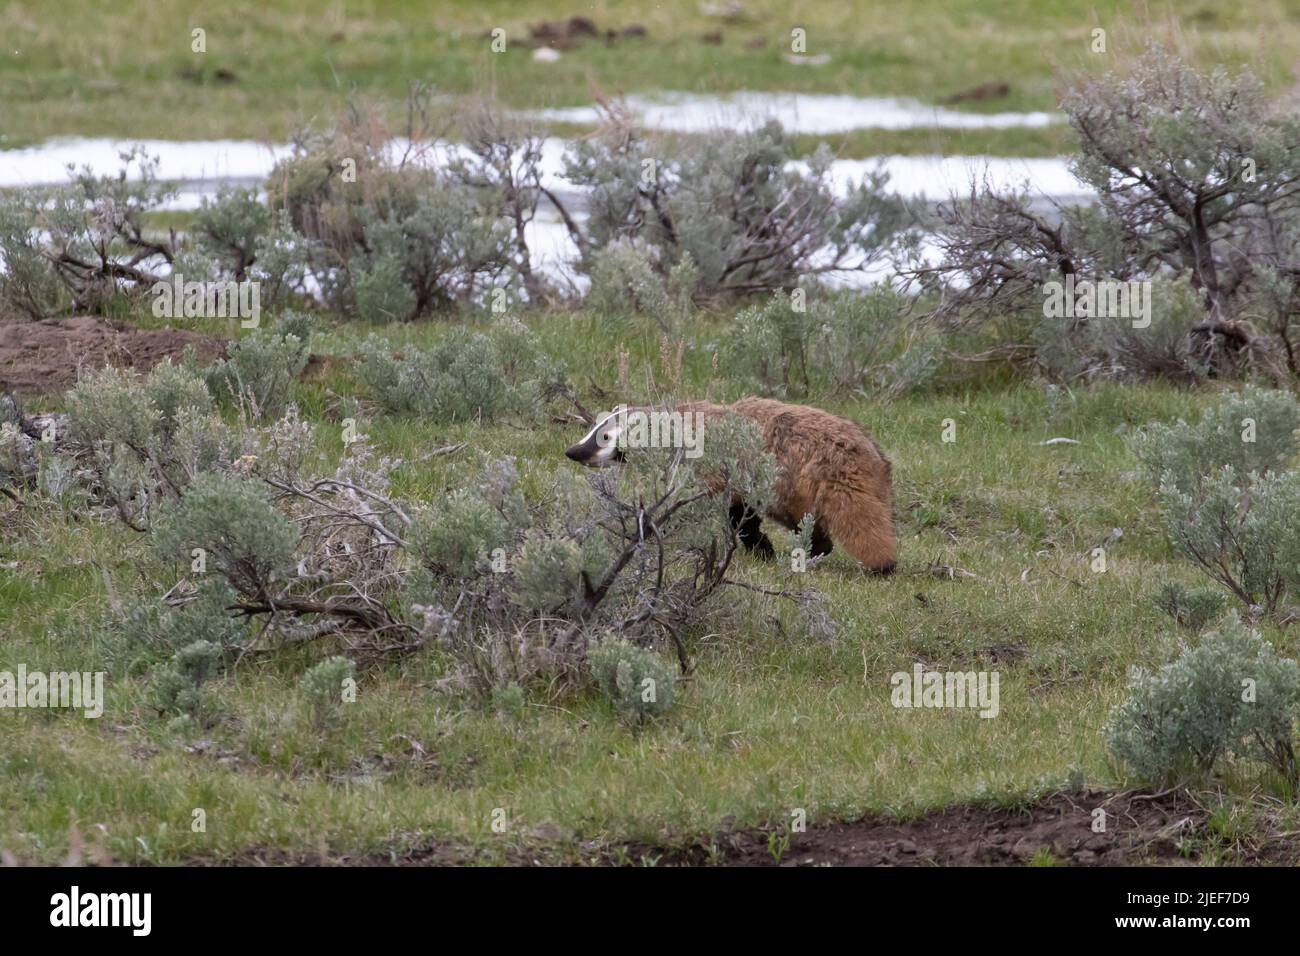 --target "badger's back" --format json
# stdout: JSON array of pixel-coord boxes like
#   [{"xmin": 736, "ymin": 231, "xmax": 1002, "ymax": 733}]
[
  {"xmin": 726, "ymin": 398, "xmax": 892, "ymax": 529},
  {"xmin": 676, "ymin": 398, "xmax": 891, "ymax": 529}
]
